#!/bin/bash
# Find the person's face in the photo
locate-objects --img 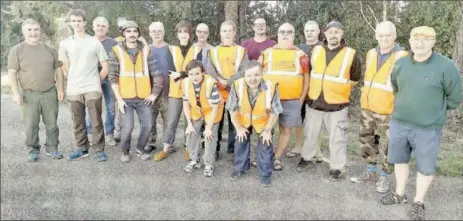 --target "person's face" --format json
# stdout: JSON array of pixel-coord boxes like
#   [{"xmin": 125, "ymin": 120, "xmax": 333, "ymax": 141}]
[
  {"xmin": 304, "ymin": 24, "xmax": 320, "ymax": 42},
  {"xmin": 196, "ymin": 26, "xmax": 209, "ymax": 43},
  {"xmin": 69, "ymin": 15, "xmax": 86, "ymax": 33},
  {"xmin": 277, "ymin": 25, "xmax": 295, "ymax": 45},
  {"xmin": 123, "ymin": 27, "xmax": 139, "ymax": 43},
  {"xmin": 22, "ymin": 23, "xmax": 42, "ymax": 43},
  {"xmin": 93, "ymin": 22, "xmax": 108, "ymax": 38},
  {"xmin": 409, "ymin": 36, "xmax": 435, "ymax": 56},
  {"xmin": 252, "ymin": 19, "xmax": 267, "ymax": 35},
  {"xmin": 375, "ymin": 26, "xmax": 396, "ymax": 50},
  {"xmin": 244, "ymin": 66, "xmax": 263, "ymax": 89},
  {"xmin": 187, "ymin": 67, "xmax": 204, "ymax": 84},
  {"xmin": 177, "ymin": 27, "xmax": 190, "ymax": 42},
  {"xmin": 324, "ymin": 27, "xmax": 343, "ymax": 47},
  {"xmin": 220, "ymin": 24, "xmax": 235, "ymax": 44},
  {"xmin": 149, "ymin": 25, "xmax": 165, "ymax": 43}
]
